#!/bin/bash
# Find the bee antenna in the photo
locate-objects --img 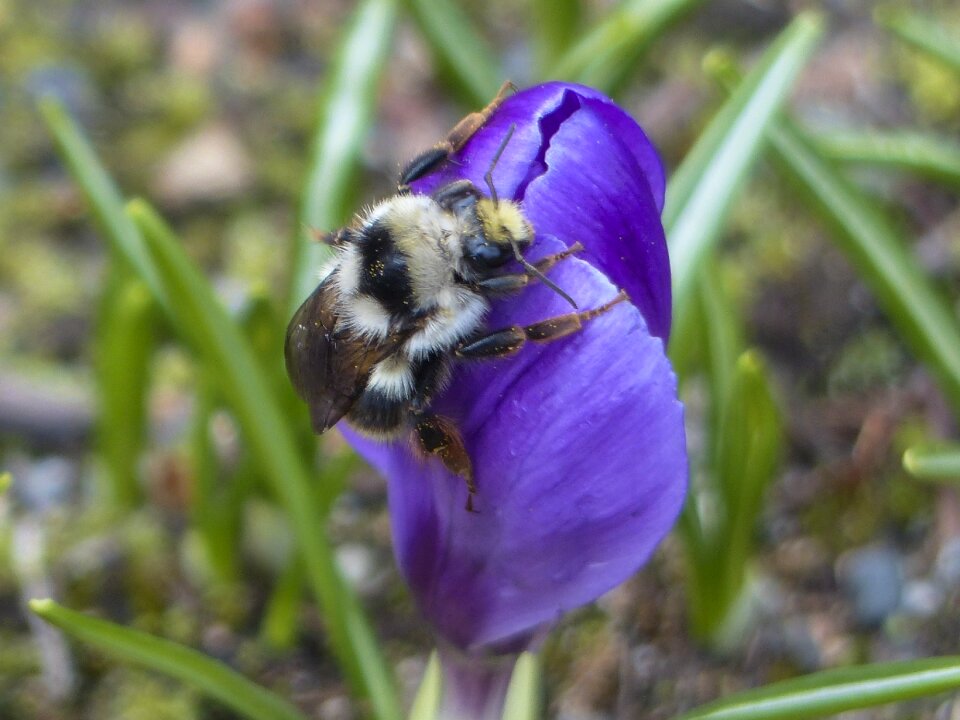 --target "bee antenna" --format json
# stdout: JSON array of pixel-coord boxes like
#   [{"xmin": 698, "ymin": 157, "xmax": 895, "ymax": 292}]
[
  {"xmin": 485, "ymin": 123, "xmax": 516, "ymax": 207},
  {"xmin": 509, "ymin": 237, "xmax": 578, "ymax": 309}
]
